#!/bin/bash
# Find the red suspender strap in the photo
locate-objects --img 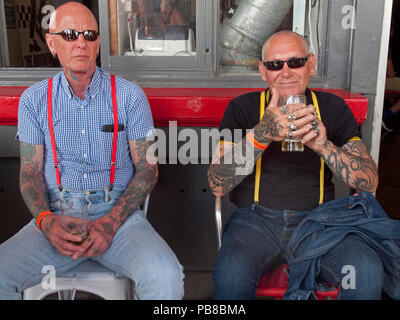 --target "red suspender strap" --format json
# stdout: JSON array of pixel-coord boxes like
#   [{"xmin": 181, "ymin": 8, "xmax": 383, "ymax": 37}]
[
  {"xmin": 47, "ymin": 78, "xmax": 63, "ymax": 191},
  {"xmin": 109, "ymin": 74, "xmax": 118, "ymax": 191}
]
